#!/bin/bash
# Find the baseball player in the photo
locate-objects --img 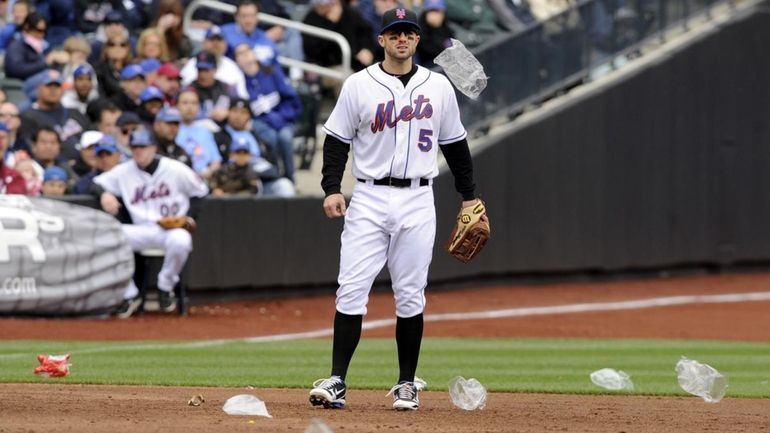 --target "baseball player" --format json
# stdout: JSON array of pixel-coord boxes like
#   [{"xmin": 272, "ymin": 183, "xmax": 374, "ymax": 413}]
[
  {"xmin": 93, "ymin": 127, "xmax": 209, "ymax": 318},
  {"xmin": 310, "ymin": 7, "xmax": 486, "ymax": 411}
]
